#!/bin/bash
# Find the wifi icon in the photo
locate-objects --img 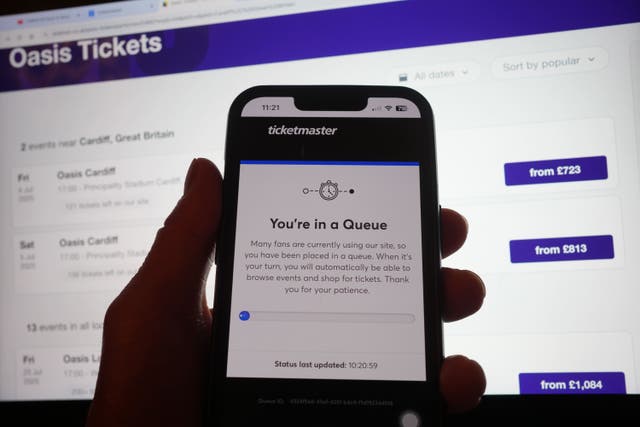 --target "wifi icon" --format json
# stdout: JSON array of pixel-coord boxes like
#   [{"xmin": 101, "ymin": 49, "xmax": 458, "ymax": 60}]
[{"xmin": 384, "ymin": 105, "xmax": 393, "ymax": 111}]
